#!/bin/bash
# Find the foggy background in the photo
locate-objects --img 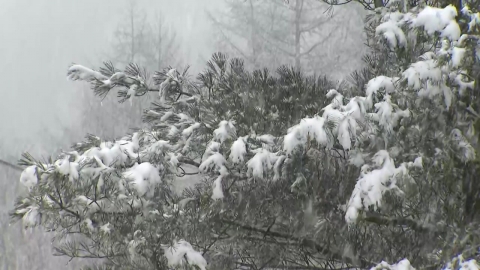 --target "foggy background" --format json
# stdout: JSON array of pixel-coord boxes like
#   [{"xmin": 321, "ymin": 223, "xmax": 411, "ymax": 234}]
[
  {"xmin": 0, "ymin": 0, "xmax": 367, "ymax": 268},
  {"xmin": 0, "ymin": 0, "xmax": 222, "ymax": 160}
]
